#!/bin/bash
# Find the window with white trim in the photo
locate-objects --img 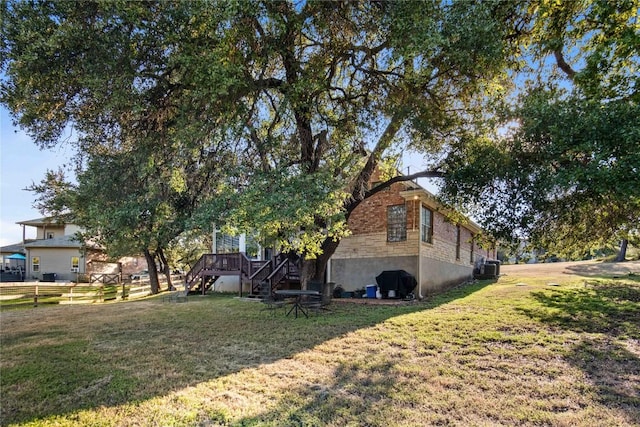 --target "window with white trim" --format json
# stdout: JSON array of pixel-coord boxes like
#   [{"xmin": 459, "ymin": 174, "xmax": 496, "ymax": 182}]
[
  {"xmin": 387, "ymin": 205, "xmax": 407, "ymax": 242},
  {"xmin": 421, "ymin": 206, "xmax": 433, "ymax": 243},
  {"xmin": 32, "ymin": 256, "xmax": 40, "ymax": 272},
  {"xmin": 216, "ymin": 233, "xmax": 240, "ymax": 253}
]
